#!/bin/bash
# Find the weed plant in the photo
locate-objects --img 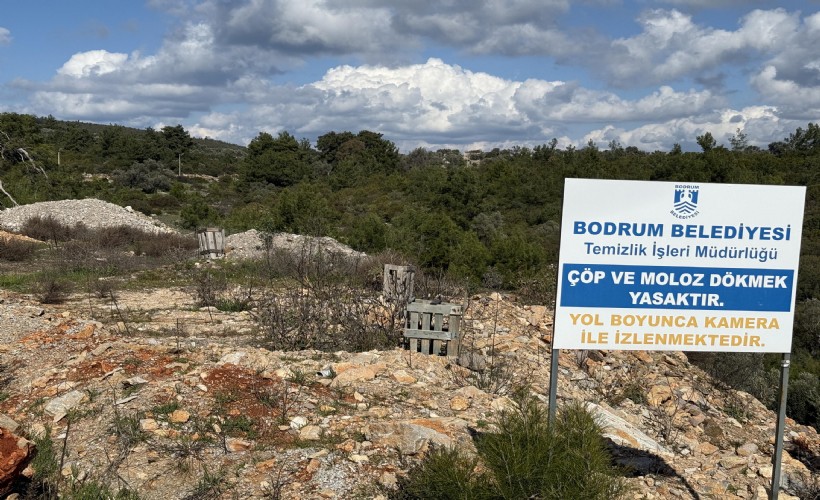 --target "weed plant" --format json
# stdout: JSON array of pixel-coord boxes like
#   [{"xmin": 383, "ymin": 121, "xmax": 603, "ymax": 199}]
[
  {"xmin": 18, "ymin": 425, "xmax": 140, "ymax": 499},
  {"xmin": 252, "ymin": 244, "xmax": 406, "ymax": 352},
  {"xmin": 393, "ymin": 389, "xmax": 628, "ymax": 500},
  {"xmin": 33, "ymin": 269, "xmax": 74, "ymax": 303},
  {"xmin": 183, "ymin": 466, "xmax": 226, "ymax": 500}
]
